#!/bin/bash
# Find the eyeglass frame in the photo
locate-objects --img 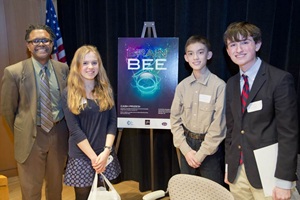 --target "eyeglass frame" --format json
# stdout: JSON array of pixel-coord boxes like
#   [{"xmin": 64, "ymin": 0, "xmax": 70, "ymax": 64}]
[{"xmin": 27, "ymin": 38, "xmax": 53, "ymax": 45}]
